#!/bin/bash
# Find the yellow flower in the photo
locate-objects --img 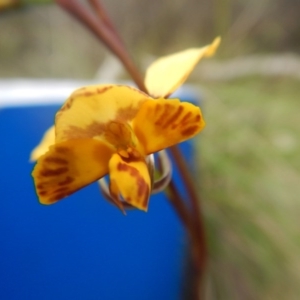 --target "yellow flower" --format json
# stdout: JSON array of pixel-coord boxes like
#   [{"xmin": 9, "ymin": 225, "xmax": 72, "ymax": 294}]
[{"xmin": 31, "ymin": 37, "xmax": 220, "ymax": 211}]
